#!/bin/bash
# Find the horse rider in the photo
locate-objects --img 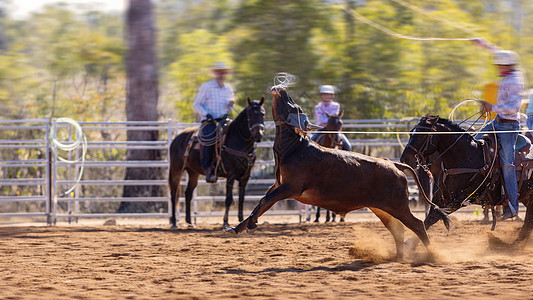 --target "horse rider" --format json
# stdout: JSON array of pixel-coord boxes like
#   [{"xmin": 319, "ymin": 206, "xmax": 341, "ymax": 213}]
[
  {"xmin": 473, "ymin": 39, "xmax": 524, "ymax": 220},
  {"xmin": 193, "ymin": 62, "xmax": 235, "ymax": 183},
  {"xmin": 310, "ymin": 85, "xmax": 352, "ymax": 151}
]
